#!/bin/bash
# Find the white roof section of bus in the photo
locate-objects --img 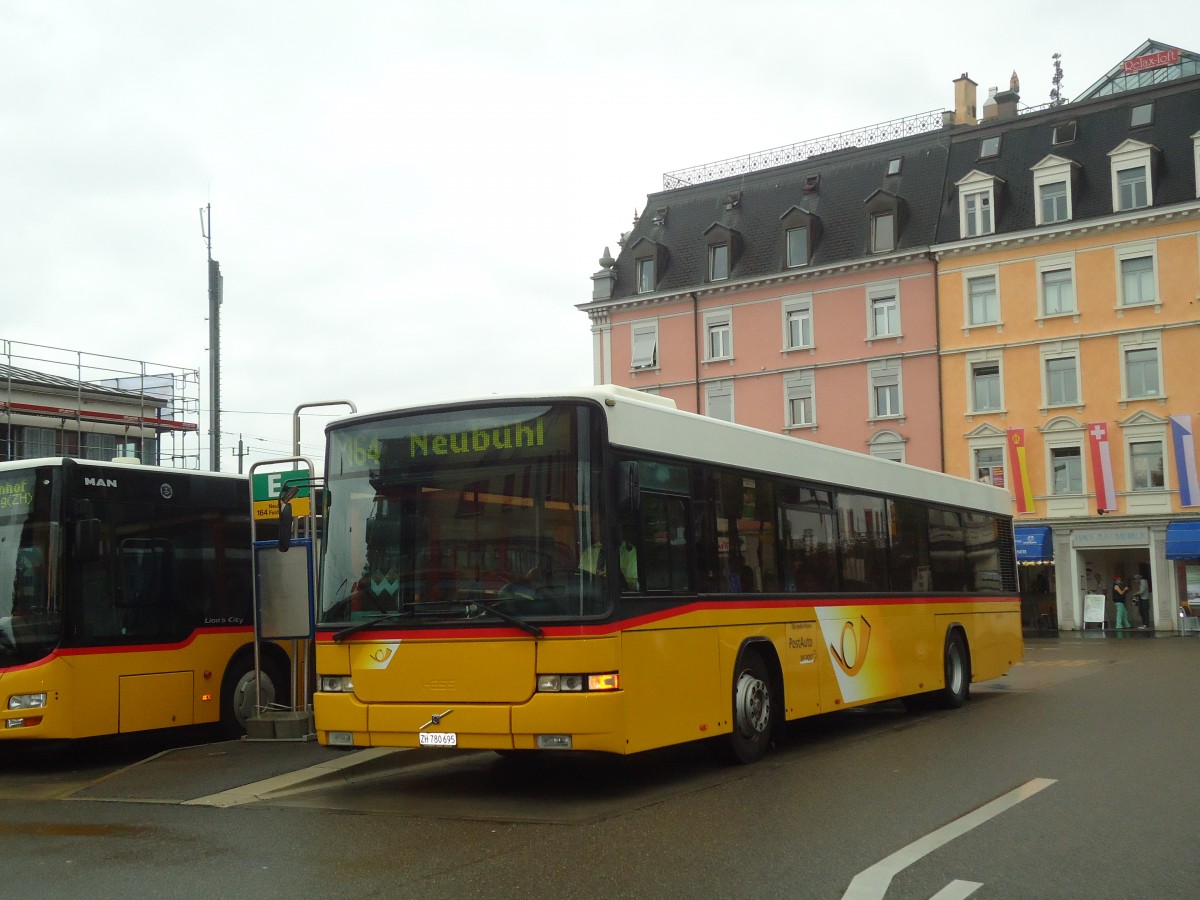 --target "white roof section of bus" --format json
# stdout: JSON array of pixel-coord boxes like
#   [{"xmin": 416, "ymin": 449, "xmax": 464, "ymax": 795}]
[
  {"xmin": 329, "ymin": 385, "xmax": 1010, "ymax": 516},
  {"xmin": 0, "ymin": 456, "xmax": 247, "ymax": 483}
]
